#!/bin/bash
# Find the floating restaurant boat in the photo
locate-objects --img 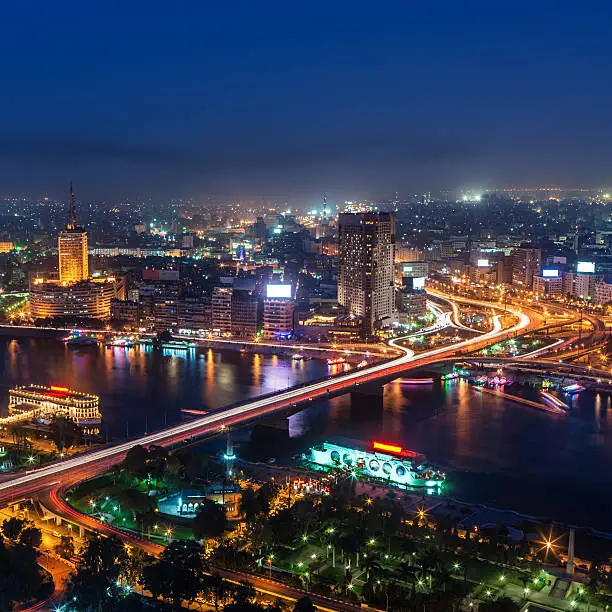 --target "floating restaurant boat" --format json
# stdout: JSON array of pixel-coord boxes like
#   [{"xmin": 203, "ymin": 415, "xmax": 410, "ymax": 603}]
[
  {"xmin": 162, "ymin": 340, "xmax": 197, "ymax": 350},
  {"xmin": 142, "ymin": 338, "xmax": 197, "ymax": 350},
  {"xmin": 307, "ymin": 439, "xmax": 445, "ymax": 489},
  {"xmin": 356, "ymin": 360, "xmax": 368, "ymax": 368},
  {"xmin": 327, "ymin": 357, "xmax": 346, "ymax": 366},
  {"xmin": 7, "ymin": 384, "xmax": 102, "ymax": 425},
  {"xmin": 292, "ymin": 353, "xmax": 304, "ymax": 361}
]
